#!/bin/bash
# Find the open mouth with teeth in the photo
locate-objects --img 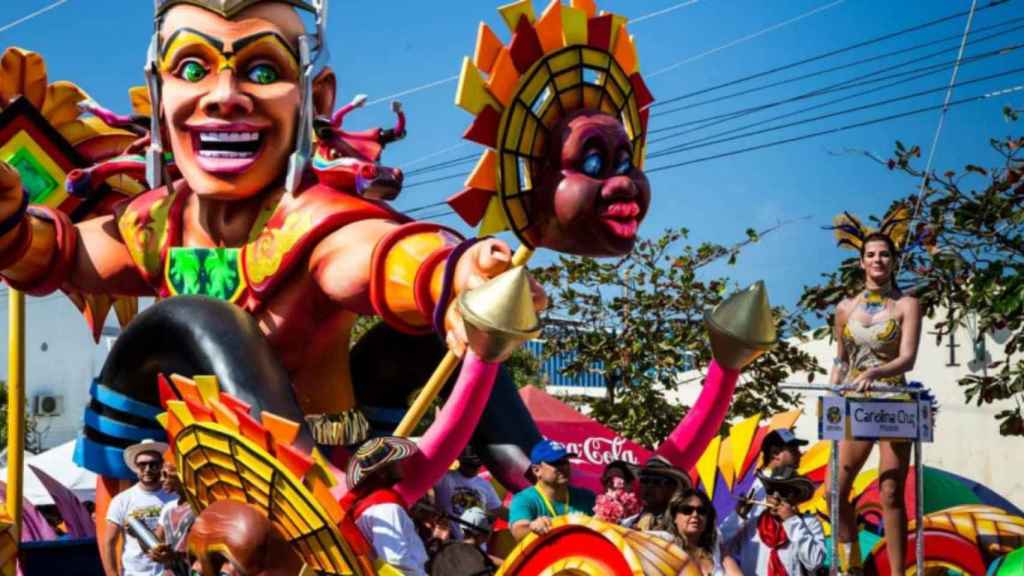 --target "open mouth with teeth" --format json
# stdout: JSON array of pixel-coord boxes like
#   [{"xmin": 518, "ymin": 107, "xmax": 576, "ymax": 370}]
[{"xmin": 191, "ymin": 128, "xmax": 265, "ymax": 174}]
